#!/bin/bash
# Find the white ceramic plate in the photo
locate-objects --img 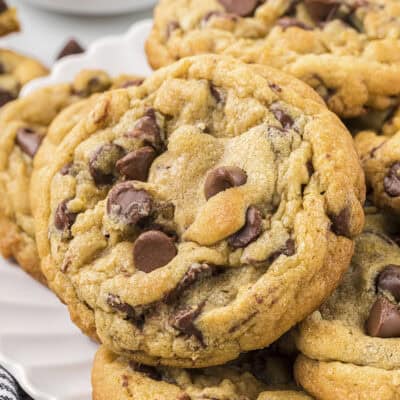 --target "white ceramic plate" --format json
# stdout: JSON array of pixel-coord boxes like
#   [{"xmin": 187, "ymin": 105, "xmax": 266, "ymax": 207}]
[
  {"xmin": 2, "ymin": 19, "xmax": 154, "ymax": 400},
  {"xmin": 19, "ymin": 0, "xmax": 157, "ymax": 16}
]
